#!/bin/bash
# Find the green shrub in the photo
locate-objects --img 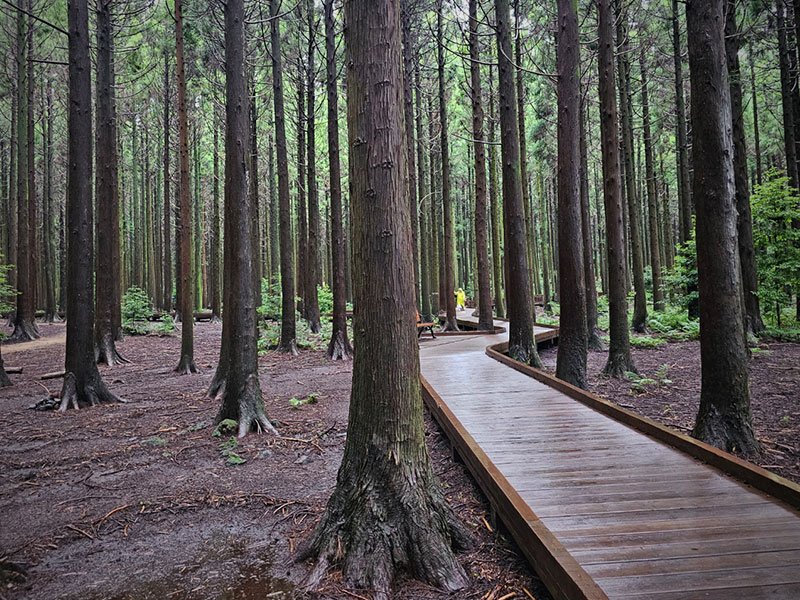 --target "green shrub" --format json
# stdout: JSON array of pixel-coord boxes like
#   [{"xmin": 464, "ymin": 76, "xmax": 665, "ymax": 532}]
[
  {"xmin": 630, "ymin": 335, "xmax": 666, "ymax": 349},
  {"xmin": 122, "ymin": 286, "xmax": 152, "ymax": 335},
  {"xmin": 153, "ymin": 314, "xmax": 175, "ymax": 336}
]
